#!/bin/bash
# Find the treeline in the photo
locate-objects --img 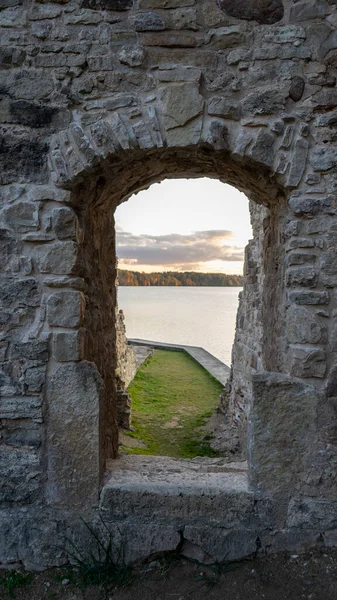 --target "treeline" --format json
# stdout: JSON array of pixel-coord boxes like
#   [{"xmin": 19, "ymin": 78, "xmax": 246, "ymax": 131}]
[{"xmin": 118, "ymin": 270, "xmax": 243, "ymax": 287}]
